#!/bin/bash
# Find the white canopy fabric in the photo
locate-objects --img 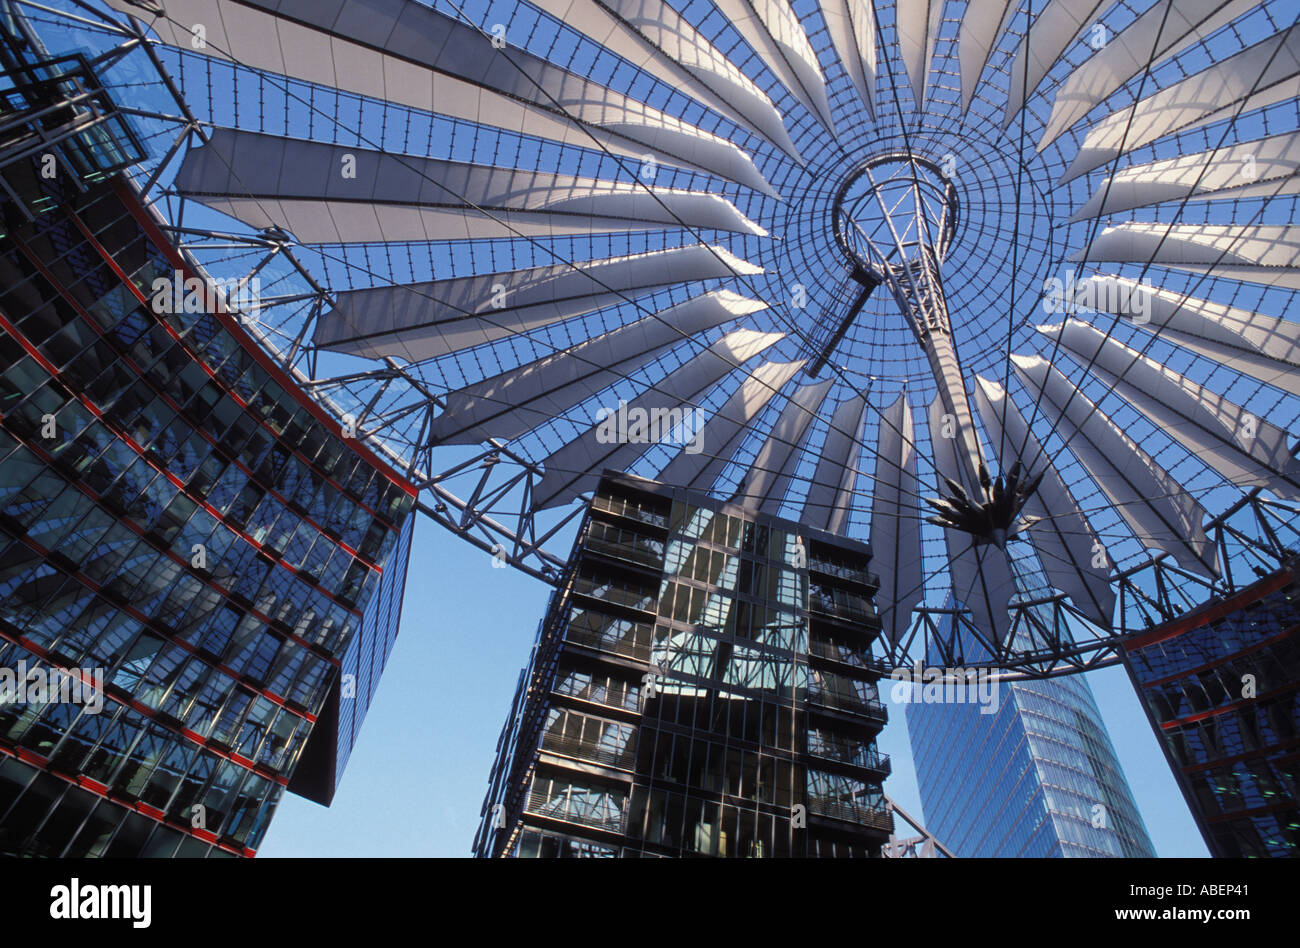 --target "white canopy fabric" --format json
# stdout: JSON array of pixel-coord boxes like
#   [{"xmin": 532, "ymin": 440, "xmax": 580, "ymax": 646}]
[
  {"xmin": 529, "ymin": 0, "xmax": 800, "ymax": 157},
  {"xmin": 1074, "ymin": 224, "xmax": 1300, "ymax": 289},
  {"xmin": 711, "ymin": 0, "xmax": 835, "ymax": 132},
  {"xmin": 733, "ymin": 379, "xmax": 833, "ymax": 513},
  {"xmin": 534, "ymin": 329, "xmax": 785, "ymax": 508},
  {"xmin": 430, "ymin": 291, "xmax": 765, "ymax": 445},
  {"xmin": 930, "ymin": 396, "xmax": 1017, "ymax": 648},
  {"xmin": 974, "ymin": 376, "xmax": 1115, "ymax": 628},
  {"xmin": 657, "ymin": 359, "xmax": 804, "ymax": 489},
  {"xmin": 818, "ymin": 0, "xmax": 877, "ymax": 118},
  {"xmin": 1041, "ymin": 0, "xmax": 1257, "ymax": 149},
  {"xmin": 317, "ymin": 244, "xmax": 763, "ymax": 361},
  {"xmin": 1071, "ymin": 130, "xmax": 1300, "ymax": 220},
  {"xmin": 1064, "ymin": 24, "xmax": 1300, "ymax": 182},
  {"xmin": 174, "ymin": 128, "xmax": 767, "ymax": 241},
  {"xmin": 1072, "ymin": 276, "xmax": 1300, "ymax": 397},
  {"xmin": 106, "ymin": 0, "xmax": 777, "ymax": 195},
  {"xmin": 801, "ymin": 394, "xmax": 868, "ymax": 534},
  {"xmin": 1041, "ymin": 319, "xmax": 1300, "ymax": 501},
  {"xmin": 896, "ymin": 0, "xmax": 944, "ymax": 107},
  {"xmin": 958, "ymin": 0, "xmax": 1017, "ymax": 110},
  {"xmin": 869, "ymin": 394, "xmax": 925, "ymax": 646},
  {"xmin": 1011, "ymin": 354, "xmax": 1218, "ymax": 578},
  {"xmin": 1002, "ymin": 0, "xmax": 1111, "ymax": 131}
]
